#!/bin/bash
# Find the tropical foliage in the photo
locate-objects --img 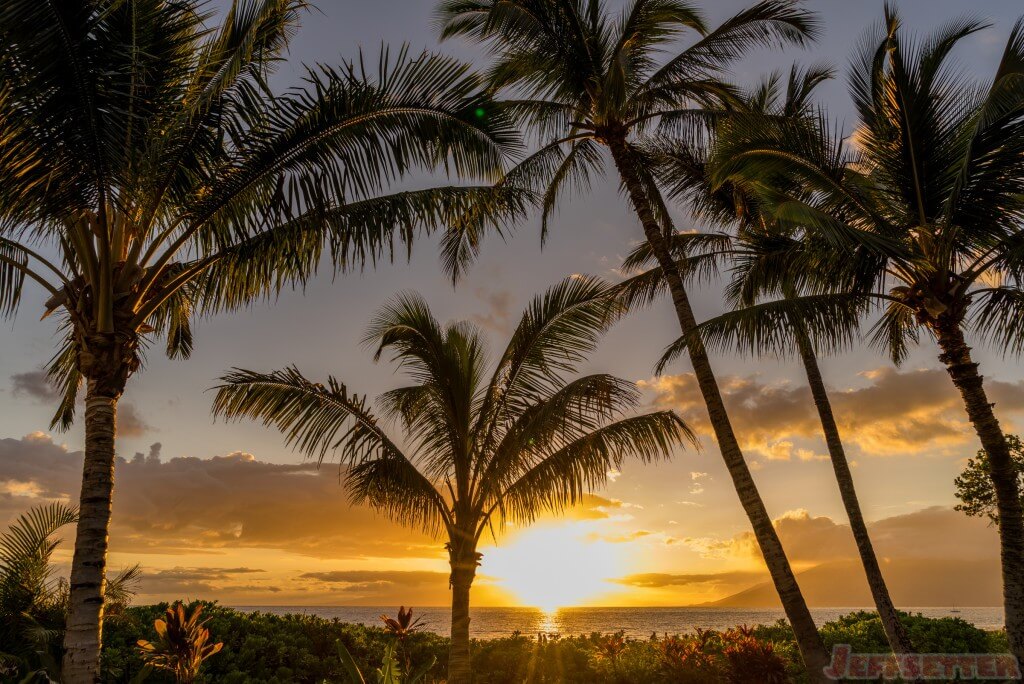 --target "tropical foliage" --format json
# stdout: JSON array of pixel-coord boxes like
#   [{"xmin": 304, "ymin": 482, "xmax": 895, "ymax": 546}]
[
  {"xmin": 136, "ymin": 603, "xmax": 224, "ymax": 683},
  {"xmin": 434, "ymin": 1, "xmax": 835, "ymax": 677},
  {"xmin": 0, "ymin": 503, "xmax": 139, "ymax": 682},
  {"xmin": 0, "ymin": 0, "xmax": 524, "ymax": 677},
  {"xmin": 211, "ymin": 276, "xmax": 693, "ymax": 682},
  {"xmin": 956, "ymin": 435, "xmax": 1024, "ymax": 525},
  {"xmin": 707, "ymin": 4, "xmax": 1024, "ymax": 662},
  {"xmin": 94, "ymin": 603, "xmax": 1008, "ymax": 684},
  {"xmin": 0, "ymin": 0, "xmax": 1022, "ymax": 680},
  {"xmin": 615, "ymin": 64, "xmax": 914, "ymax": 655}
]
